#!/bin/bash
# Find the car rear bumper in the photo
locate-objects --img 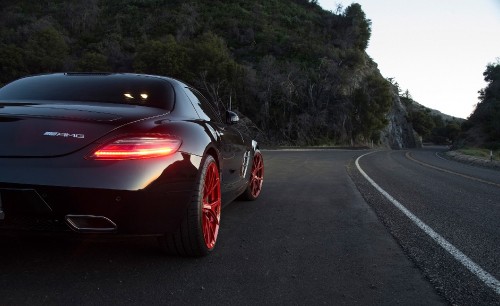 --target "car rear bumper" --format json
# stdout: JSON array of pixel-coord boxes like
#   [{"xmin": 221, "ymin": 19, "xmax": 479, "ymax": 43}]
[
  {"xmin": 0, "ymin": 152, "xmax": 203, "ymax": 234},
  {"xmin": 0, "ymin": 184, "xmax": 193, "ymax": 234}
]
